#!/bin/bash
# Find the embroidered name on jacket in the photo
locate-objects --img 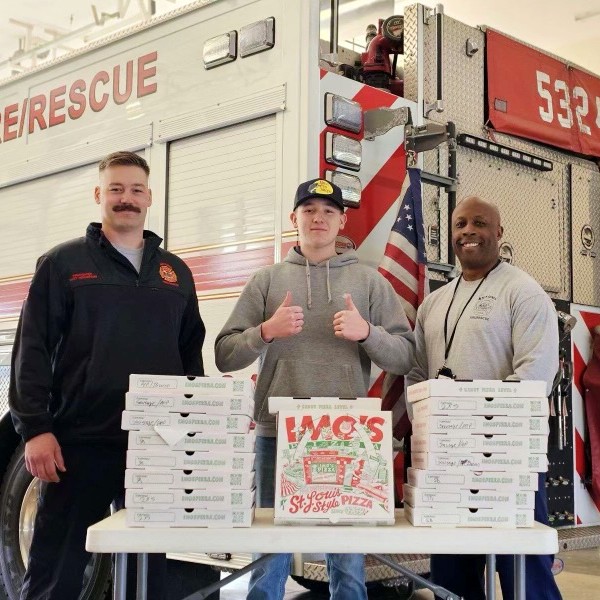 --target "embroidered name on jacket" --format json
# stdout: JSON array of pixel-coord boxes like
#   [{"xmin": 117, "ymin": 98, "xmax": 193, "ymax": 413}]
[
  {"xmin": 159, "ymin": 263, "xmax": 178, "ymax": 285},
  {"xmin": 69, "ymin": 272, "xmax": 98, "ymax": 281}
]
